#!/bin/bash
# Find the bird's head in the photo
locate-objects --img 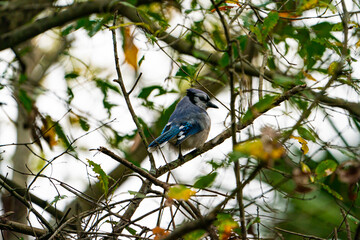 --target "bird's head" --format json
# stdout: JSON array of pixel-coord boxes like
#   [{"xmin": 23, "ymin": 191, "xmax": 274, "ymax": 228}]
[{"xmin": 187, "ymin": 88, "xmax": 218, "ymax": 110}]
